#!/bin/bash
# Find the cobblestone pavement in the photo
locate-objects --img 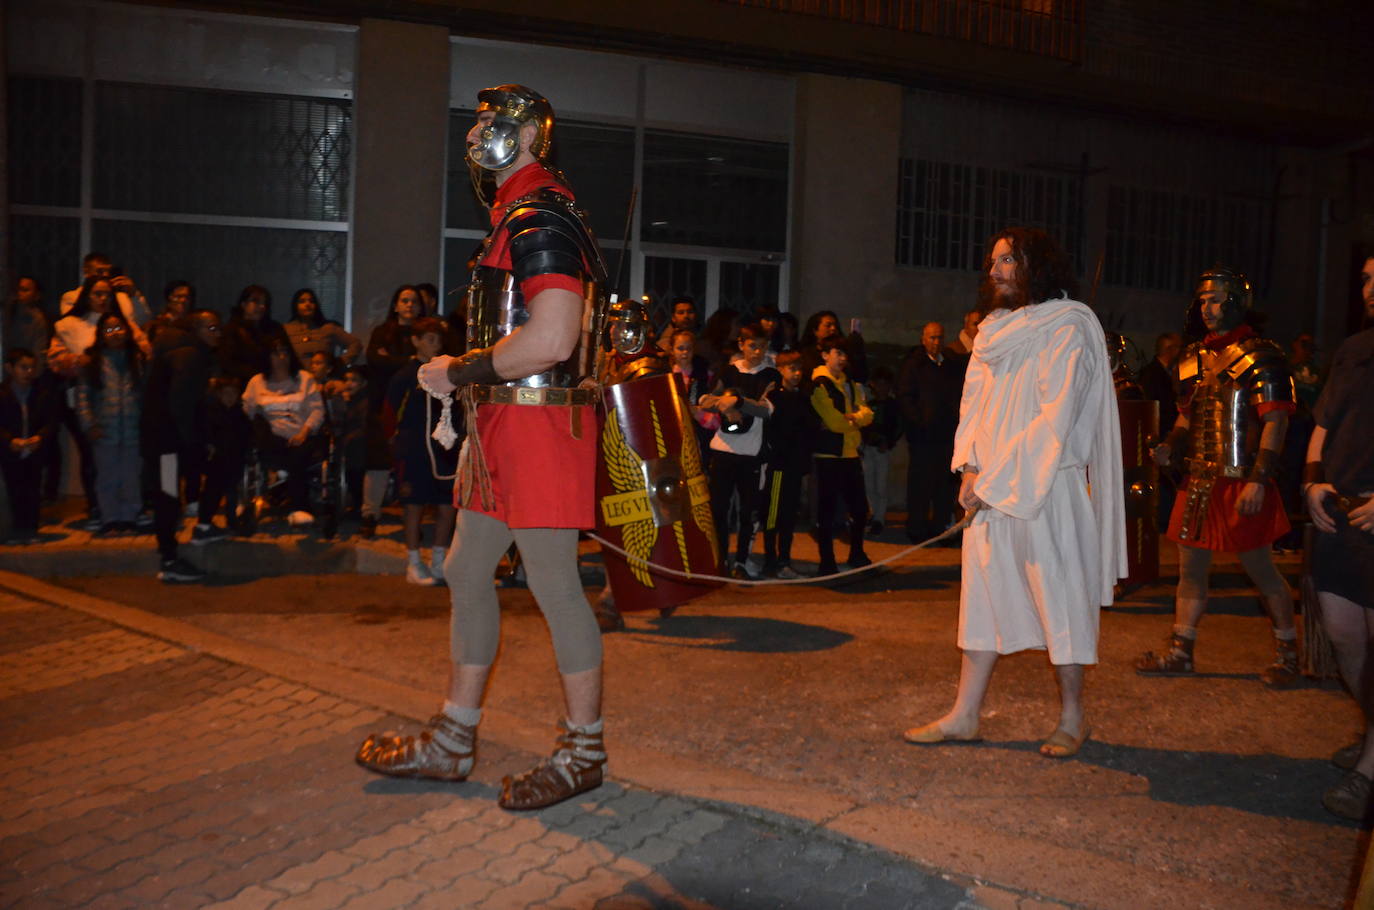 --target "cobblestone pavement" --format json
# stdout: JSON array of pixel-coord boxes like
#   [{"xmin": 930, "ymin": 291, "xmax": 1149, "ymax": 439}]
[{"xmin": 0, "ymin": 589, "xmax": 1002, "ymax": 909}]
